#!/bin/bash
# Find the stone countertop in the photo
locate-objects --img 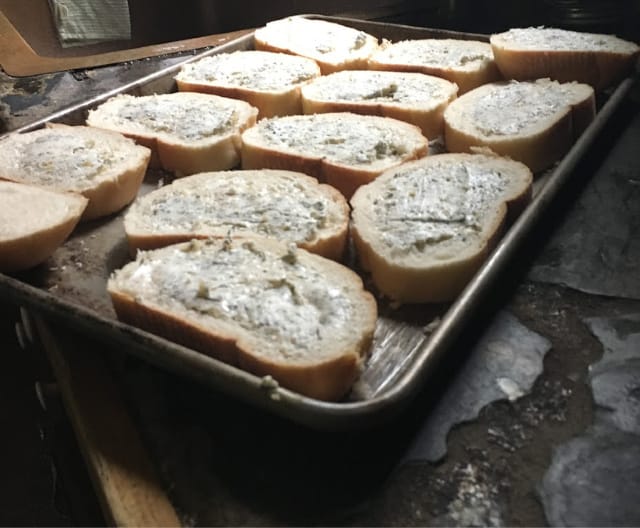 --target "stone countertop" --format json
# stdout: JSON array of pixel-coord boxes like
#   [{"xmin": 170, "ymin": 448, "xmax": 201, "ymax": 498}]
[{"xmin": 1, "ymin": 43, "xmax": 640, "ymax": 527}]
